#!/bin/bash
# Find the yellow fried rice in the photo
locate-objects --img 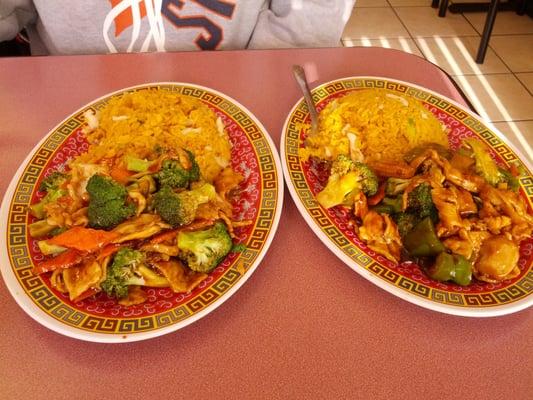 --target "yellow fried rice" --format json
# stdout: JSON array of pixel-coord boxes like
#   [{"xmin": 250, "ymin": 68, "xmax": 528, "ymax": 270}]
[
  {"xmin": 302, "ymin": 89, "xmax": 449, "ymax": 164},
  {"xmin": 74, "ymin": 89, "xmax": 231, "ymax": 182}
]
